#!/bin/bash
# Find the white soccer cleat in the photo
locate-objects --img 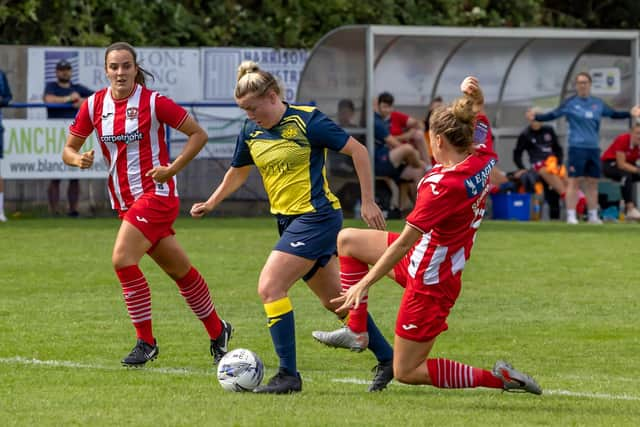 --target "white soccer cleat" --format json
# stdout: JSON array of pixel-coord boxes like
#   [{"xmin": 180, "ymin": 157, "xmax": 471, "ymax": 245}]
[
  {"xmin": 566, "ymin": 216, "xmax": 579, "ymax": 225},
  {"xmin": 0, "ymin": 213, "xmax": 6, "ymax": 223},
  {"xmin": 625, "ymin": 207, "xmax": 640, "ymax": 221},
  {"xmin": 312, "ymin": 326, "xmax": 369, "ymax": 352},
  {"xmin": 492, "ymin": 360, "xmax": 542, "ymax": 395}
]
